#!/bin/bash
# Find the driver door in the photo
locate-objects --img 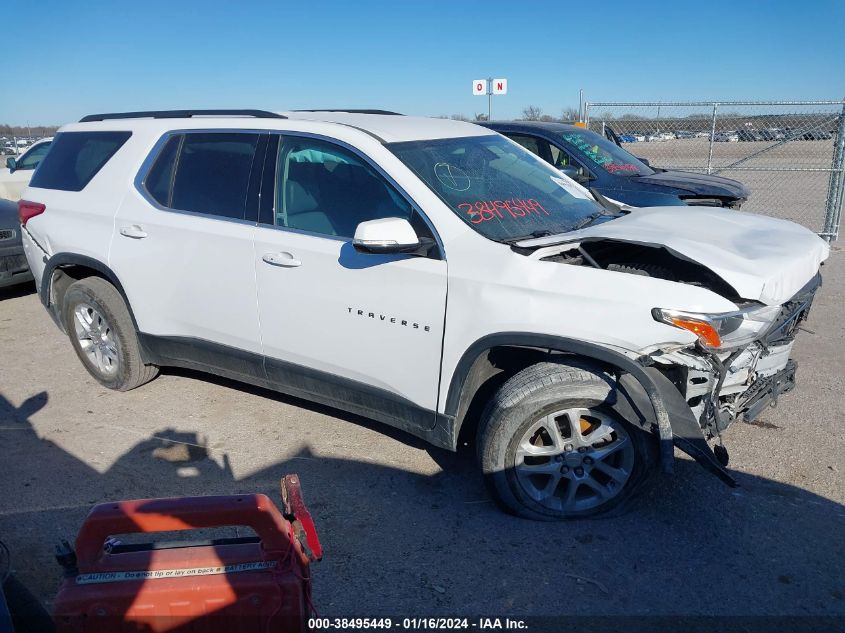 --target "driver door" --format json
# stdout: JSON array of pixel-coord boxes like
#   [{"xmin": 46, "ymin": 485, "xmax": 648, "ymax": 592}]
[{"xmin": 253, "ymin": 134, "xmax": 447, "ymax": 428}]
